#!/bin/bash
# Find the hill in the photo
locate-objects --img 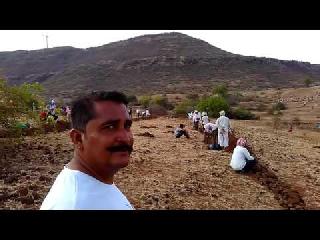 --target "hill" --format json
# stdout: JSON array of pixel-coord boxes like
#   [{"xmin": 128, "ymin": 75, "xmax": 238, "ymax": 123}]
[{"xmin": 0, "ymin": 32, "xmax": 320, "ymax": 101}]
